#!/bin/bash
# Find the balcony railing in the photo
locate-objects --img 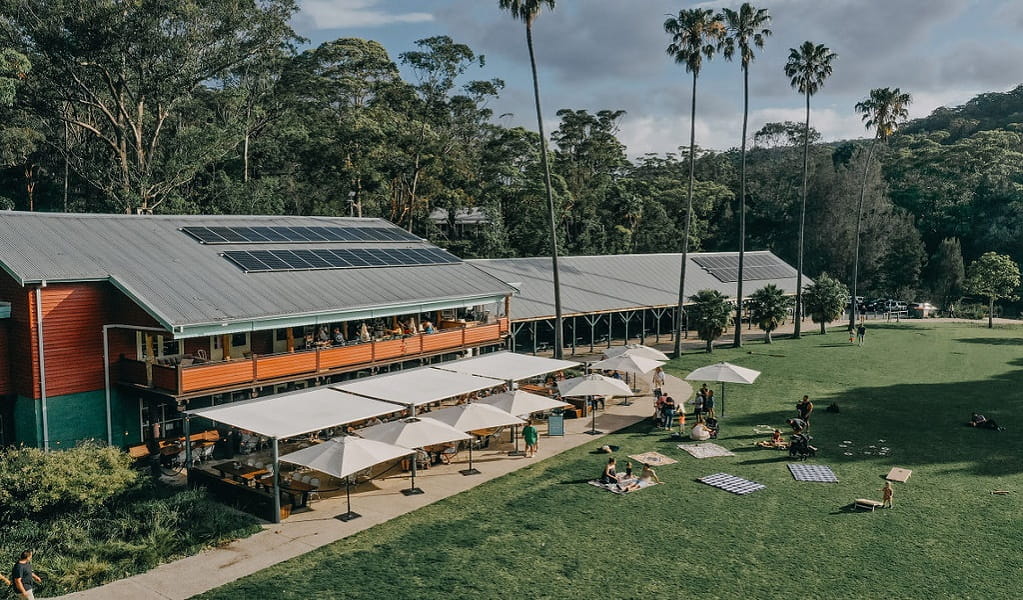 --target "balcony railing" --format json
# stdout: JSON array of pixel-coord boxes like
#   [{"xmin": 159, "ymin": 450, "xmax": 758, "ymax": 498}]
[{"xmin": 119, "ymin": 318, "xmax": 509, "ymax": 396}]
